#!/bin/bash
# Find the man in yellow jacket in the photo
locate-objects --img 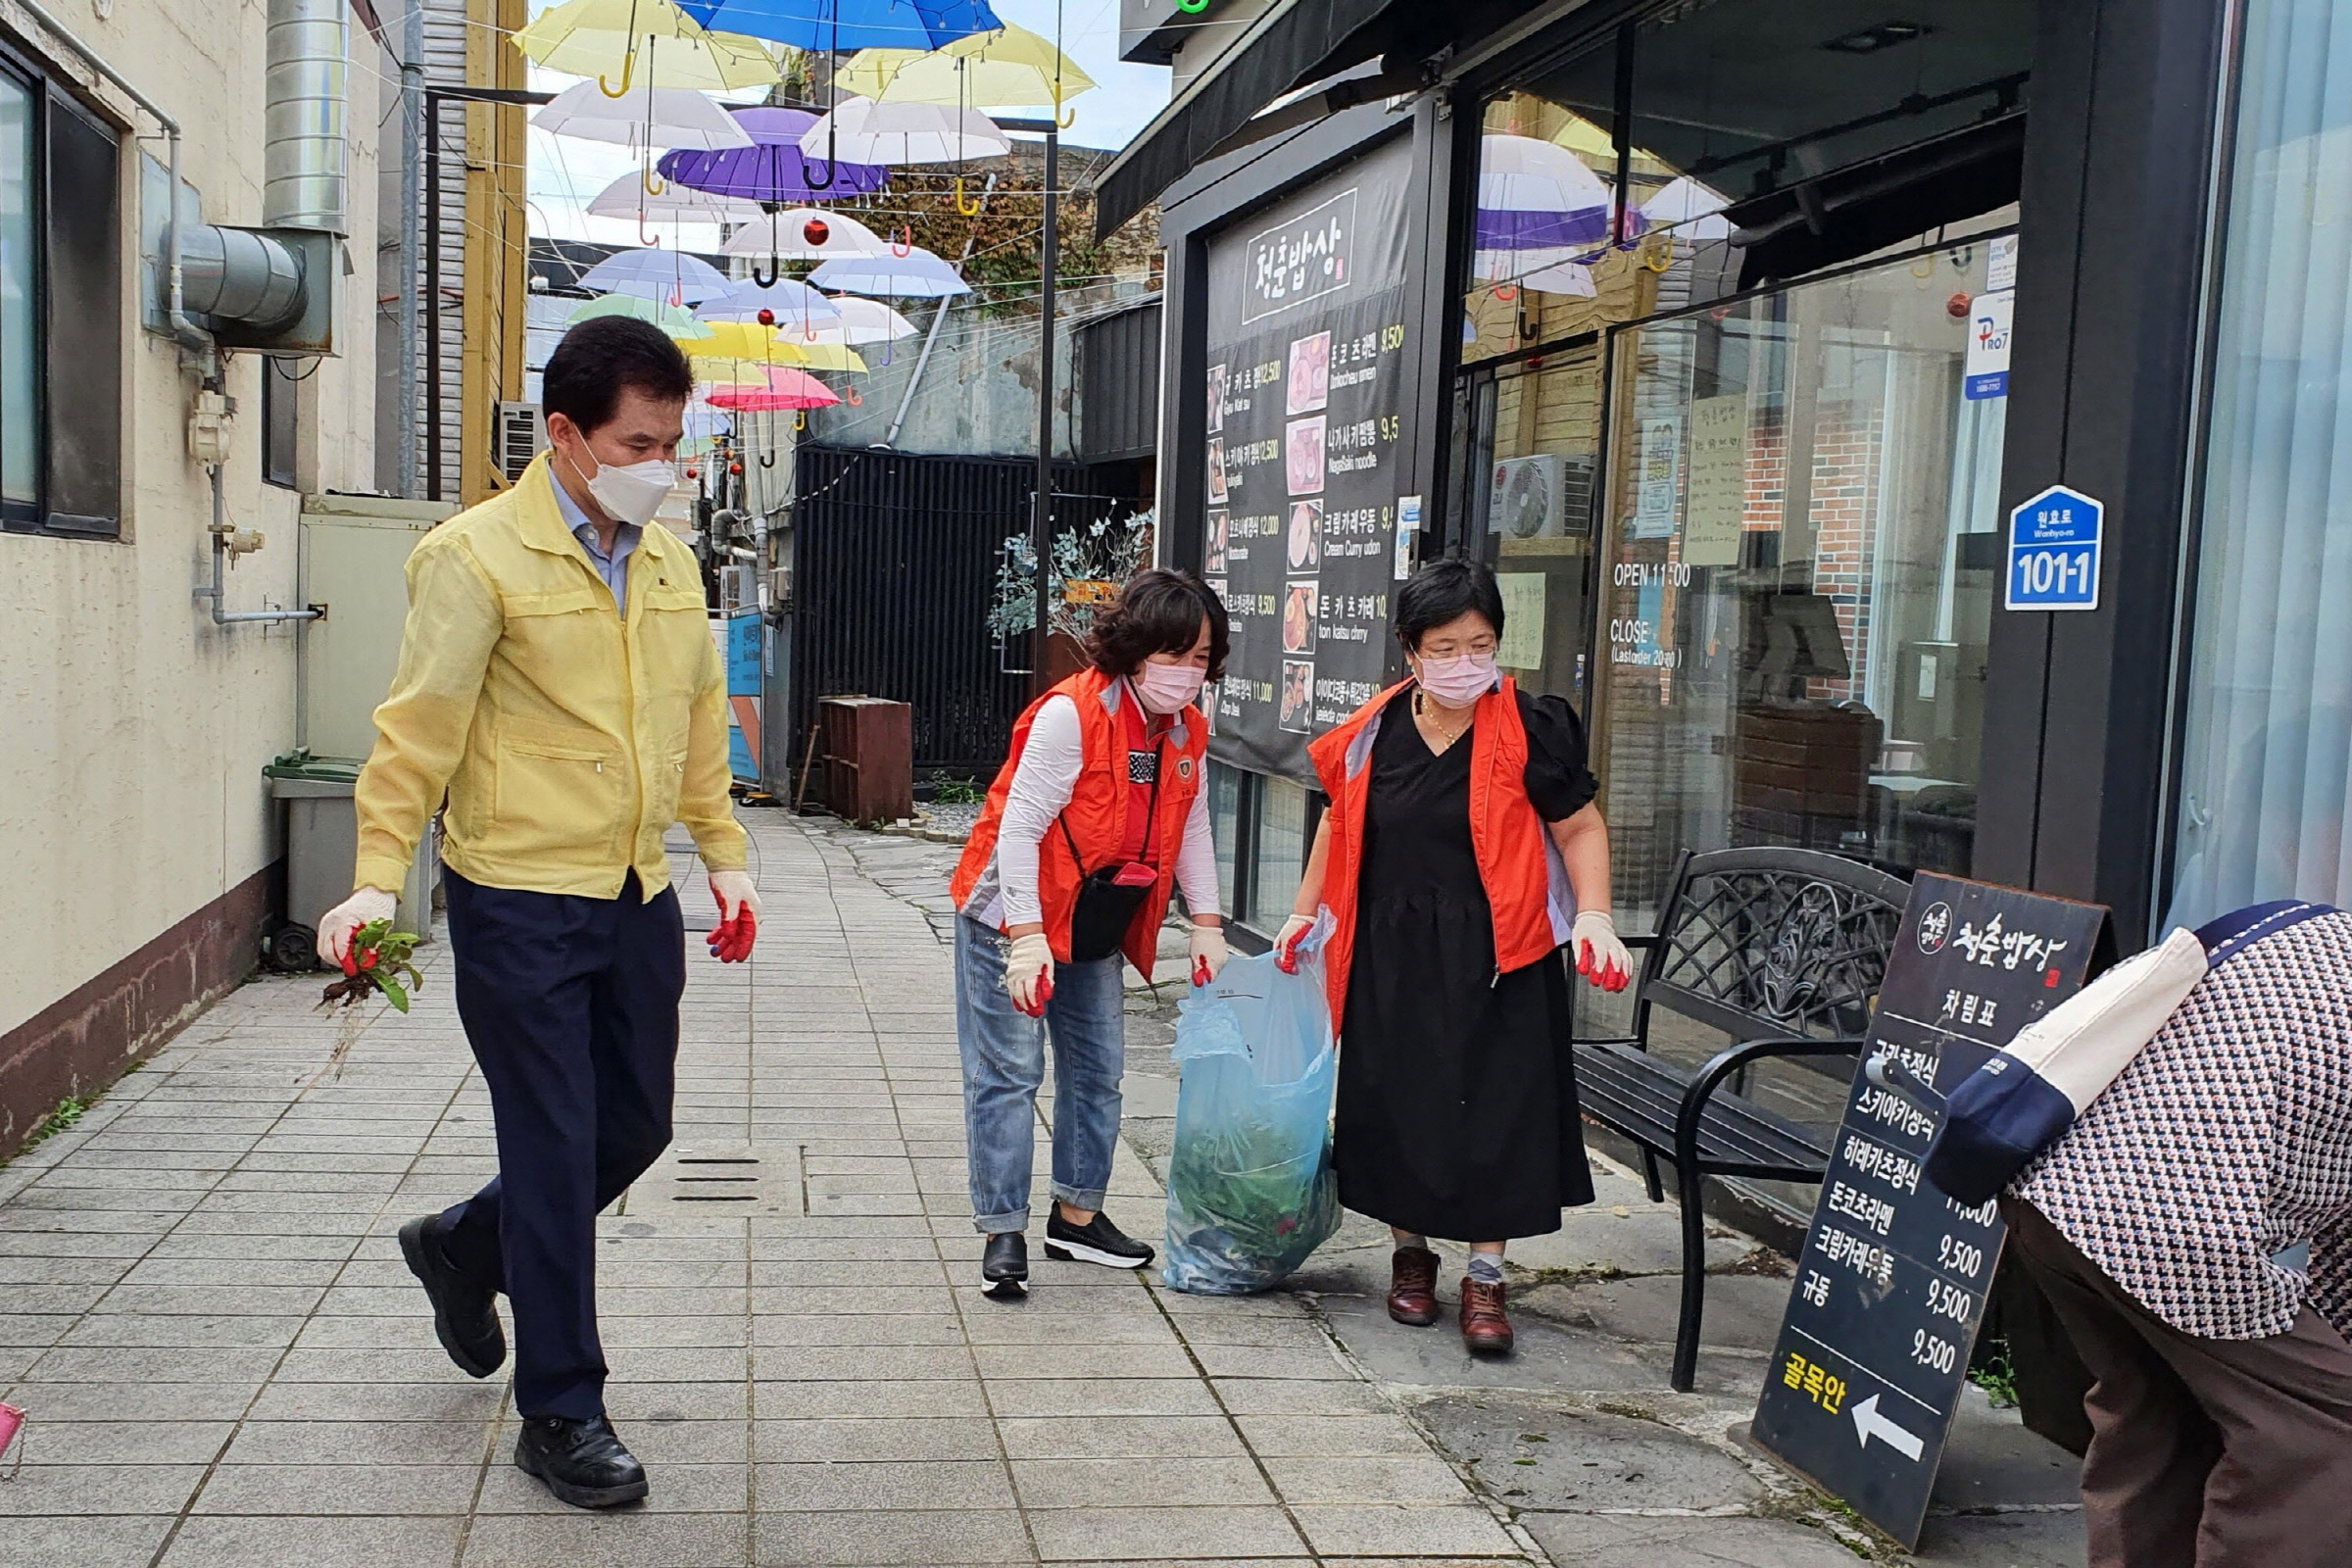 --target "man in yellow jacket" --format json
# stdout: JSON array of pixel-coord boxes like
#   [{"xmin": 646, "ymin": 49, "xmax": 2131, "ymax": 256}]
[{"xmin": 315, "ymin": 318, "xmax": 757, "ymax": 1509}]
